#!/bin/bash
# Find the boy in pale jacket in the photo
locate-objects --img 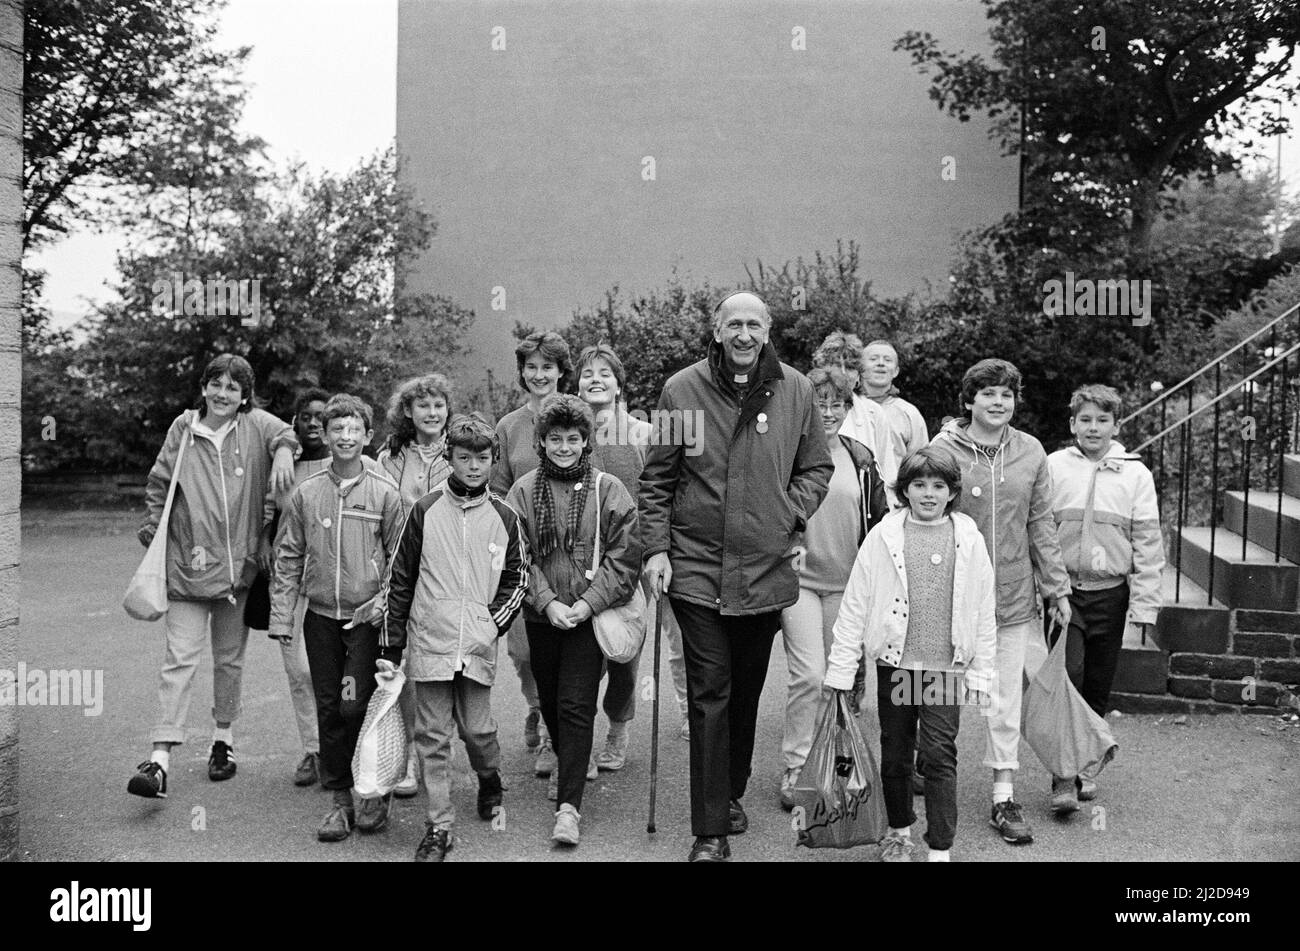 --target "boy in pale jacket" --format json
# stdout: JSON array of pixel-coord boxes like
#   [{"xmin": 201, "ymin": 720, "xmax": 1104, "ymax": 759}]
[
  {"xmin": 825, "ymin": 447, "xmax": 996, "ymax": 862},
  {"xmin": 270, "ymin": 394, "xmax": 404, "ymax": 843},
  {"xmin": 383, "ymin": 415, "xmax": 530, "ymax": 863},
  {"xmin": 1046, "ymin": 384, "xmax": 1164, "ymax": 811}
]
